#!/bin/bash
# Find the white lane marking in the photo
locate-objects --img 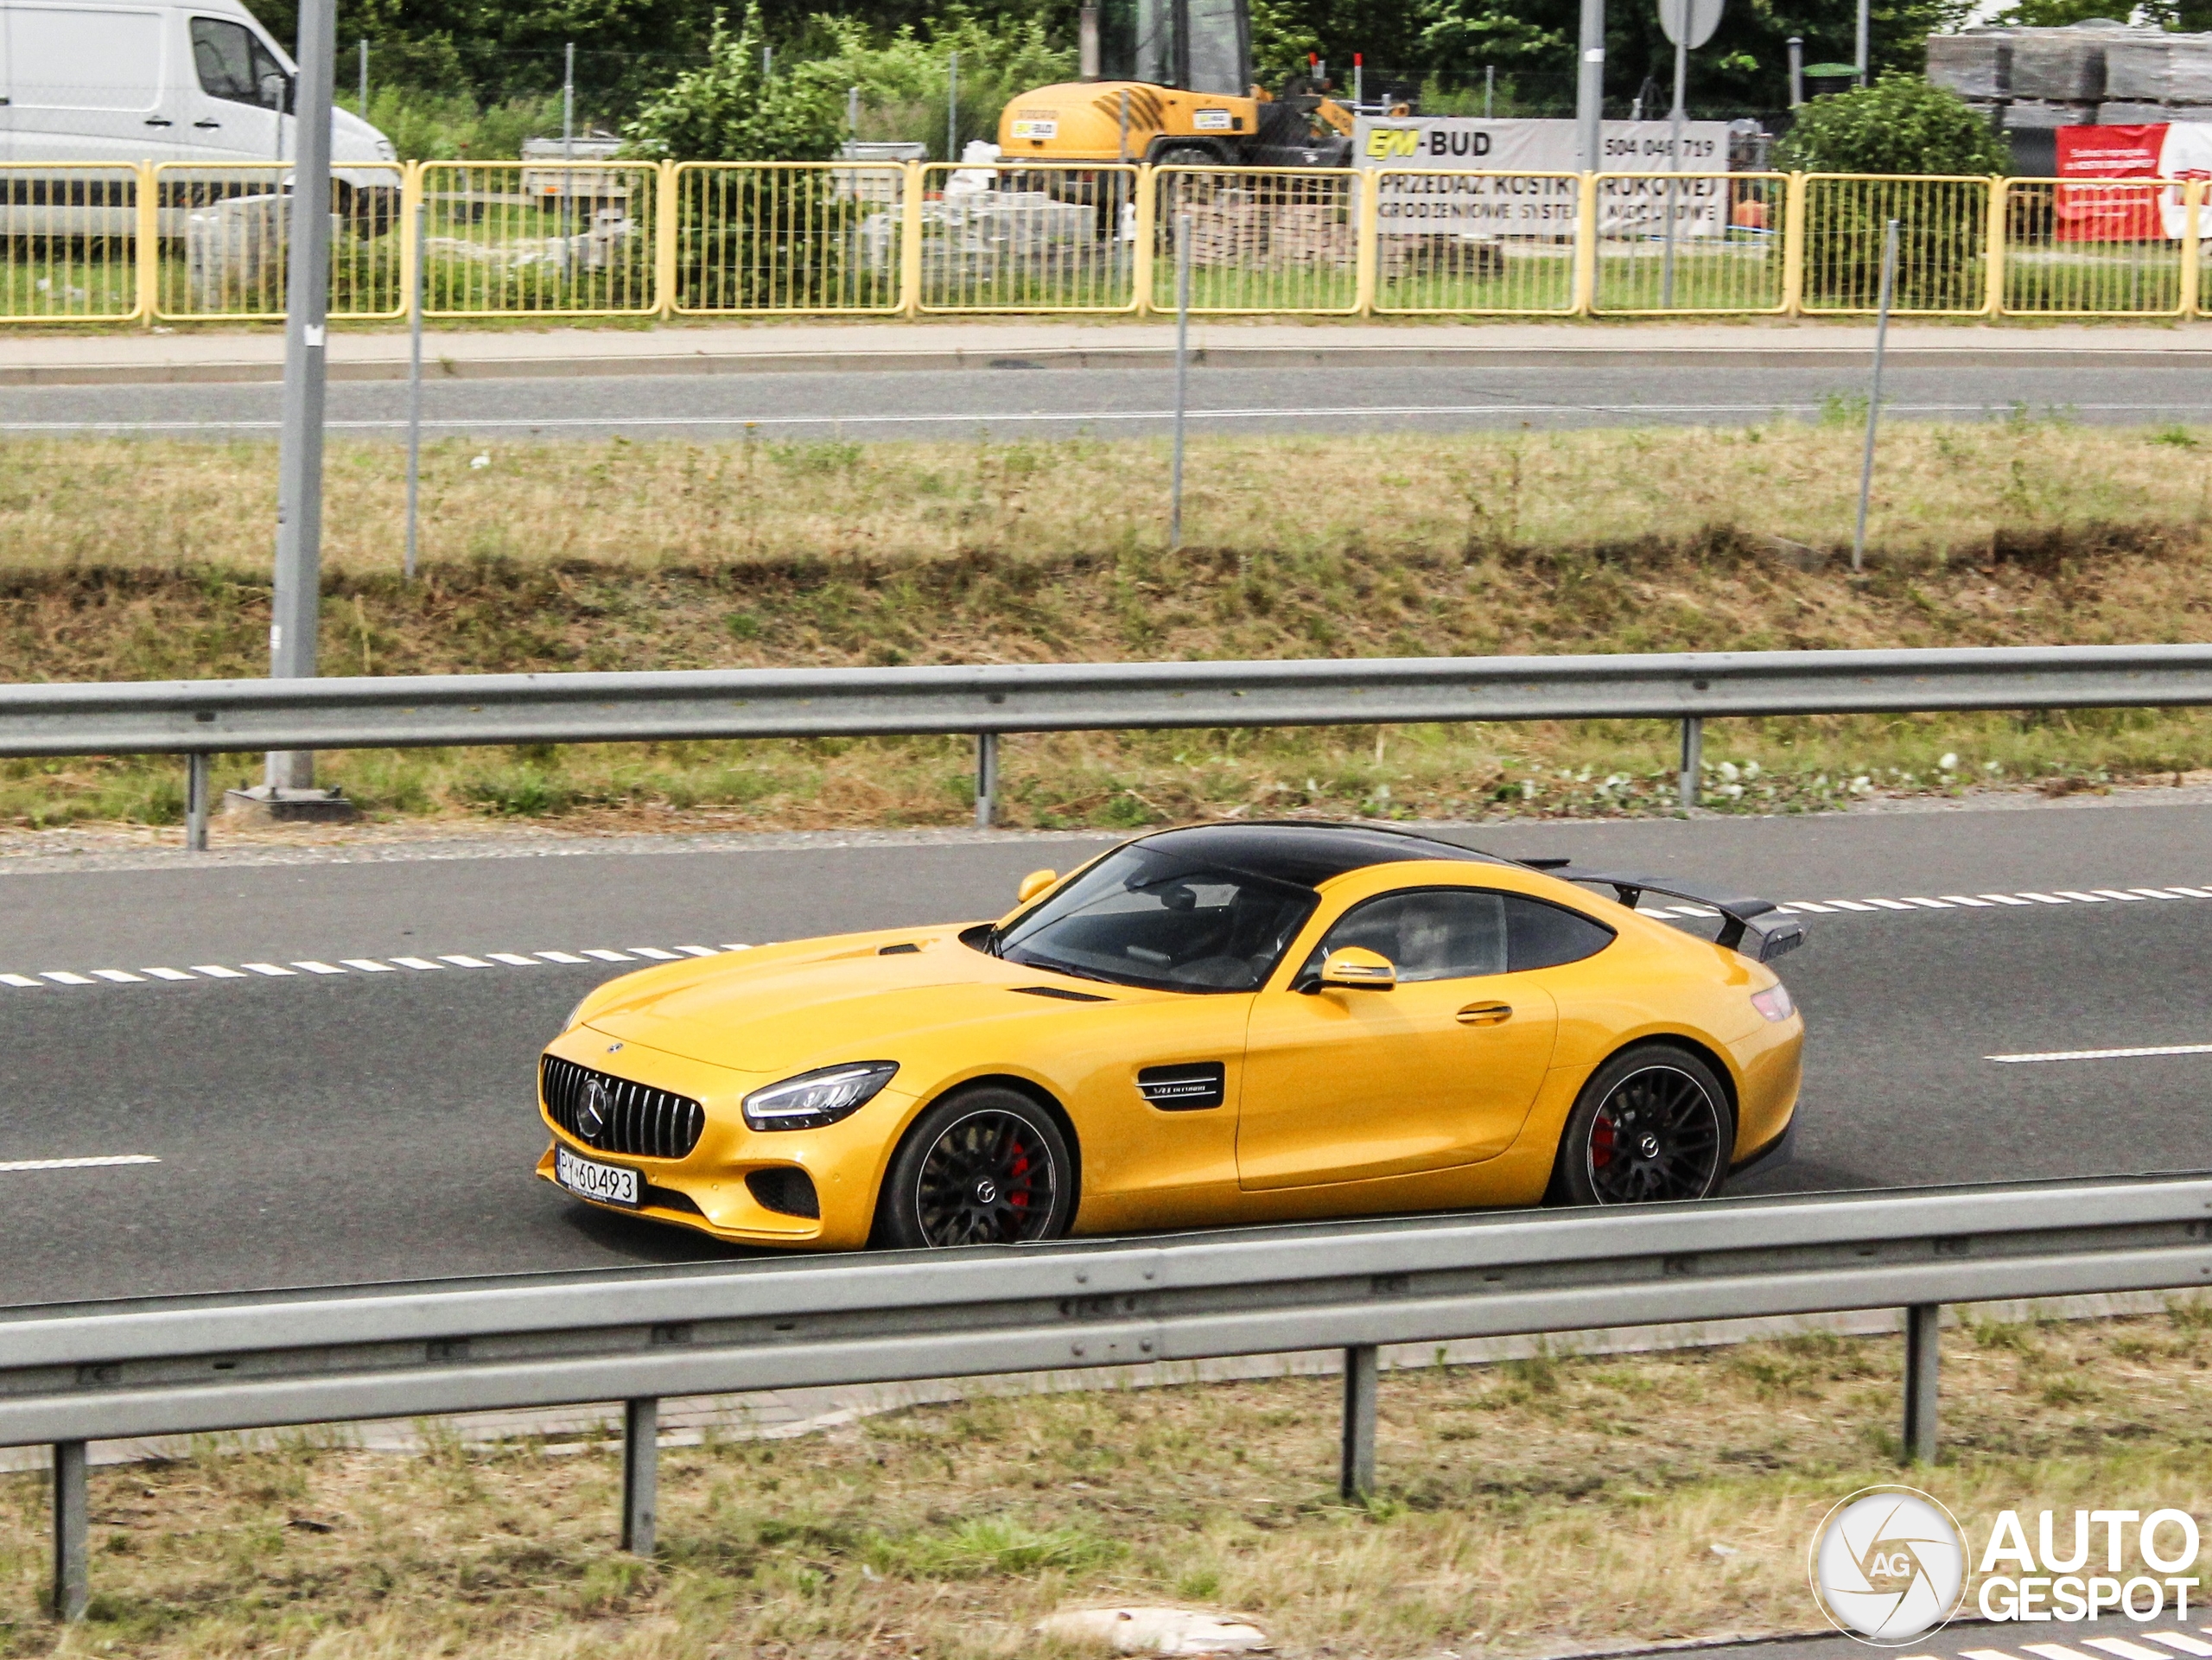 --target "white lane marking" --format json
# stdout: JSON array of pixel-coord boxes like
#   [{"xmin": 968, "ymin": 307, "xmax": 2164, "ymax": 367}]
[
  {"xmin": 88, "ymin": 969, "xmax": 143, "ymax": 983},
  {"xmin": 189, "ymin": 964, "xmax": 246, "ymax": 978},
  {"xmin": 0, "ymin": 1154, "xmax": 160, "ymax": 1173},
  {"xmin": 1825, "ymin": 900, "xmax": 1880, "ymax": 912},
  {"xmin": 1938, "ymin": 894, "xmax": 1996, "ymax": 906},
  {"xmin": 240, "ymin": 963, "xmax": 295, "ymax": 976},
  {"xmin": 1780, "ymin": 900, "xmax": 1834, "ymax": 913},
  {"xmin": 1899, "ymin": 897, "xmax": 1953, "ymax": 908},
  {"xmin": 292, "ymin": 961, "xmax": 346, "ymax": 975},
  {"xmin": 1867, "ymin": 899, "xmax": 1917, "ymax": 911},
  {"xmin": 629, "ymin": 946, "xmax": 681, "ymax": 959},
  {"xmin": 1990, "ymin": 1042, "xmax": 2212, "ymax": 1064},
  {"xmin": 2026, "ymin": 1644, "xmax": 2101, "ymax": 1660},
  {"xmin": 722, "ymin": 943, "xmax": 753, "ymax": 951},
  {"xmin": 582, "ymin": 949, "xmax": 632, "ymax": 962},
  {"xmin": 2142, "ymin": 1634, "xmax": 2212, "ymax": 1657},
  {"xmin": 39, "ymin": 971, "xmax": 92, "ymax": 985},
  {"xmin": 0, "ymin": 974, "xmax": 36, "ymax": 988},
  {"xmin": 2092, "ymin": 888, "xmax": 2147, "ymax": 901},
  {"xmin": 536, "ymin": 951, "xmax": 588, "ymax": 964},
  {"xmin": 2130, "ymin": 887, "xmax": 2187, "ymax": 900},
  {"xmin": 2086, "ymin": 1639, "xmax": 2180, "ymax": 1660},
  {"xmin": 487, "ymin": 952, "xmax": 537, "ymax": 966},
  {"xmin": 438, "ymin": 954, "xmax": 493, "ymax": 969},
  {"xmin": 1961, "ymin": 1649, "xmax": 2023, "ymax": 1660},
  {"xmin": 1980, "ymin": 893, "xmax": 2035, "ymax": 905},
  {"xmin": 141, "ymin": 967, "xmax": 194, "ymax": 981},
  {"xmin": 2171, "ymin": 887, "xmax": 2212, "ymax": 899},
  {"xmin": 390, "ymin": 957, "xmax": 442, "ymax": 970},
  {"xmin": 2020, "ymin": 892, "xmax": 2071, "ymax": 904},
  {"xmin": 340, "ymin": 958, "xmax": 396, "ymax": 973},
  {"xmin": 677, "ymin": 945, "xmax": 720, "ymax": 957},
  {"xmin": 2055, "ymin": 890, "xmax": 2108, "ymax": 903}
]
